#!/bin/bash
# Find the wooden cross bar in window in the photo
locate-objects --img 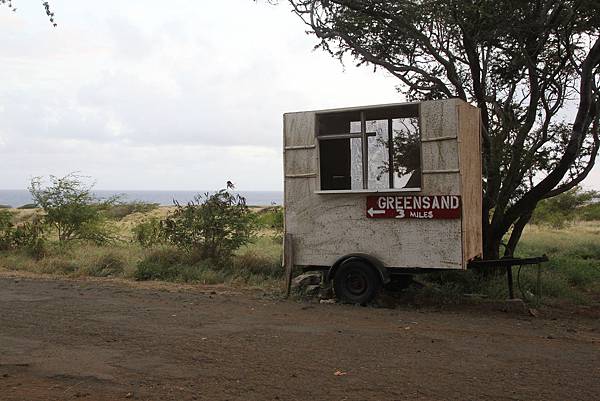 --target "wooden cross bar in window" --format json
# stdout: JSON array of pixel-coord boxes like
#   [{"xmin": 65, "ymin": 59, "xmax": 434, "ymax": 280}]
[{"xmin": 315, "ymin": 111, "xmax": 377, "ymax": 189}]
